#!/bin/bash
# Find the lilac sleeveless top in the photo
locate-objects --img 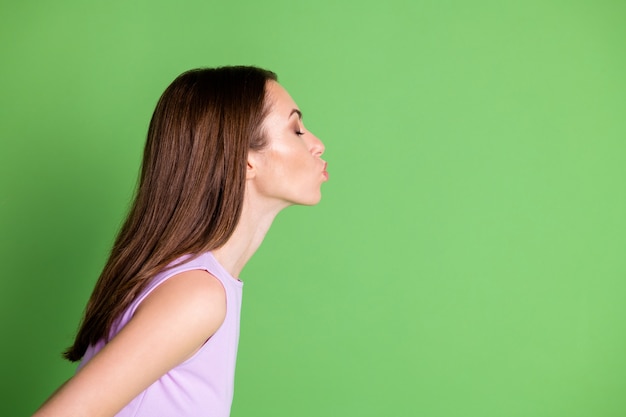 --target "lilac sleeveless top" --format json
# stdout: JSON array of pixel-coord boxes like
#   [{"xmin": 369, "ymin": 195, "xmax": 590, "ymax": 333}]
[{"xmin": 78, "ymin": 252, "xmax": 244, "ymax": 417}]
